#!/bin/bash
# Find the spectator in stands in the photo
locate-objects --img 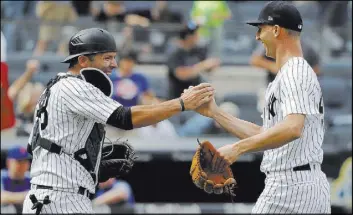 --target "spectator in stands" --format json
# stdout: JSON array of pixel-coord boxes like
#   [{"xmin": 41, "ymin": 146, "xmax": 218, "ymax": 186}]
[
  {"xmin": 124, "ymin": 1, "xmax": 183, "ymax": 24},
  {"xmin": 92, "ymin": 1, "xmax": 149, "ymax": 27},
  {"xmin": 33, "ymin": 1, "xmax": 78, "ymax": 56},
  {"xmin": 136, "ymin": 99, "xmax": 178, "ymax": 138},
  {"xmin": 166, "ymin": 22, "xmax": 220, "ymax": 100},
  {"xmin": 109, "ymin": 51, "xmax": 158, "ymax": 107},
  {"xmin": 7, "ymin": 59, "xmax": 45, "ymax": 136},
  {"xmin": 1, "ymin": 1, "xmax": 36, "ymax": 52},
  {"xmin": 190, "ymin": 1, "xmax": 232, "ymax": 58},
  {"xmin": 177, "ymin": 101, "xmax": 240, "ymax": 136},
  {"xmin": 250, "ymin": 39, "xmax": 321, "ymax": 85},
  {"xmin": 71, "ymin": 1, "xmax": 92, "ymax": 16},
  {"xmin": 93, "ymin": 178, "xmax": 135, "ymax": 207},
  {"xmin": 1, "ymin": 146, "xmax": 31, "ymax": 205},
  {"xmin": 150, "ymin": 1, "xmax": 183, "ymax": 24},
  {"xmin": 317, "ymin": 1, "xmax": 350, "ymax": 57}
]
